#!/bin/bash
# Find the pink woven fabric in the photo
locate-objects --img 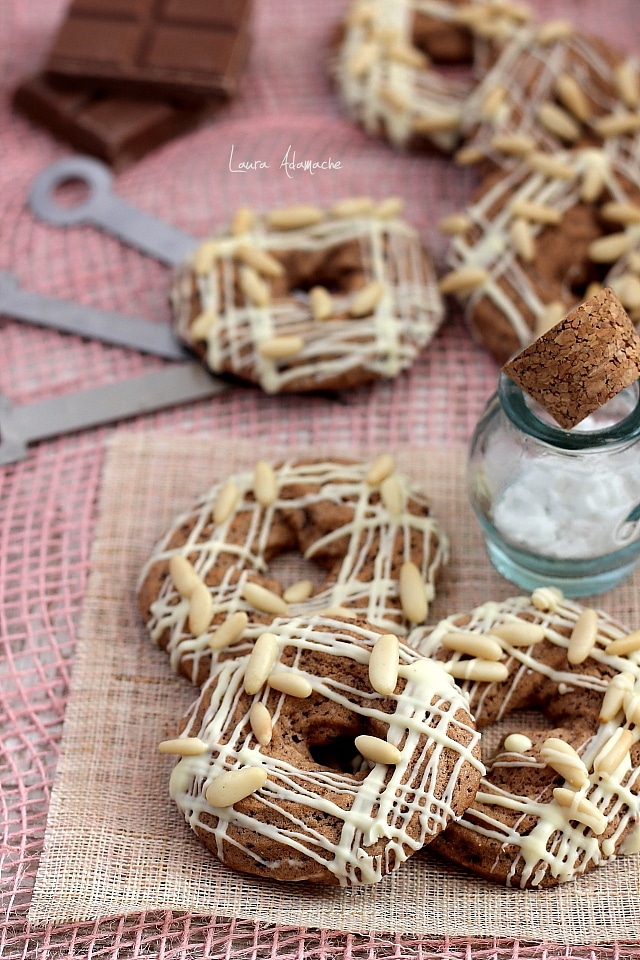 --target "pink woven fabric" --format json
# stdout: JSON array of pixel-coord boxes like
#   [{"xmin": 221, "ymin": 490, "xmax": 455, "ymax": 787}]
[{"xmin": 2, "ymin": 0, "xmax": 640, "ymax": 956}]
